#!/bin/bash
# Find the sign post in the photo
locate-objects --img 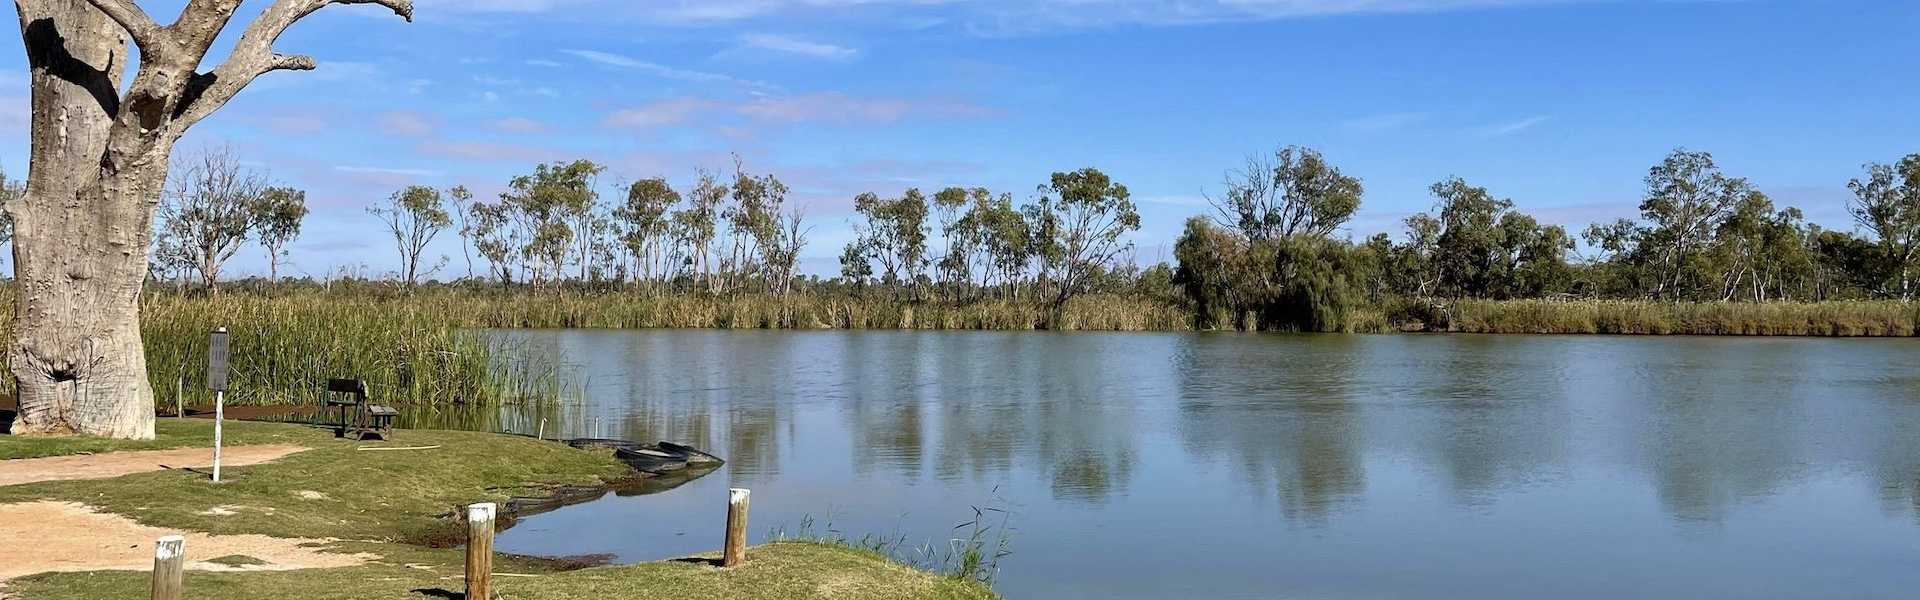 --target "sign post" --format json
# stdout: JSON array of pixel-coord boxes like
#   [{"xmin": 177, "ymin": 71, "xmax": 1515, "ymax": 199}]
[{"xmin": 208, "ymin": 327, "xmax": 230, "ymax": 483}]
